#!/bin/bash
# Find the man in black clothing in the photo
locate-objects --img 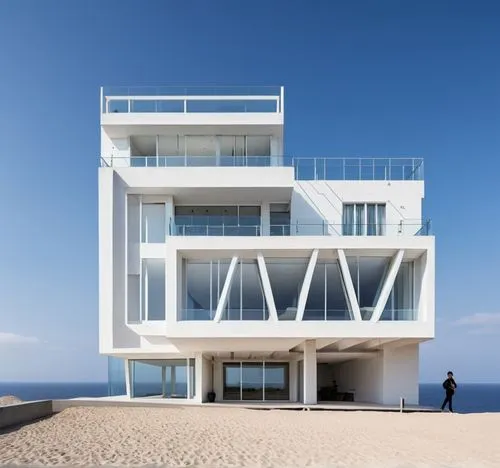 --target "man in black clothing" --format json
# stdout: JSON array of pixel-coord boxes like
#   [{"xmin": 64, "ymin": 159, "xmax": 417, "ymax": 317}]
[{"xmin": 441, "ymin": 371, "xmax": 457, "ymax": 412}]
